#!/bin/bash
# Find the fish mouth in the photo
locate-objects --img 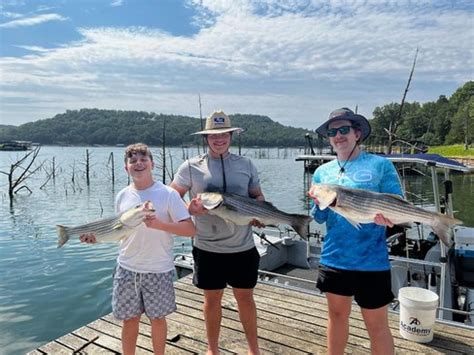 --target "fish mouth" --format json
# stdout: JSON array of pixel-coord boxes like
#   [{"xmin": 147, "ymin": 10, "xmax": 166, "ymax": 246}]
[
  {"xmin": 144, "ymin": 201, "xmax": 155, "ymax": 212},
  {"xmin": 203, "ymin": 200, "xmax": 223, "ymax": 210},
  {"xmin": 200, "ymin": 193, "xmax": 224, "ymax": 210}
]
